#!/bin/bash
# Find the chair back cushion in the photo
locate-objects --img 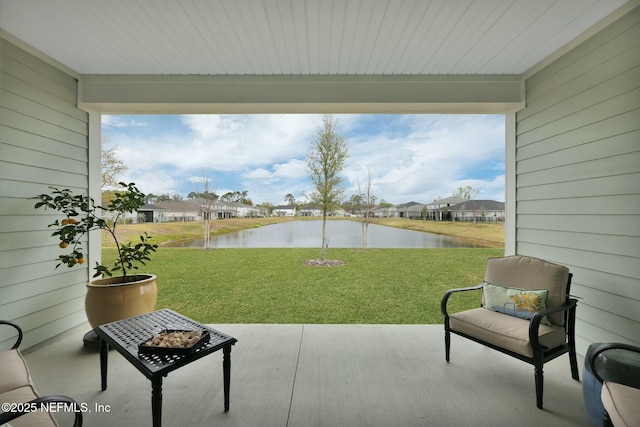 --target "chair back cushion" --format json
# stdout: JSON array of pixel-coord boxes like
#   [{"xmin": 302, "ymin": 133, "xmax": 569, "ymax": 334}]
[{"xmin": 484, "ymin": 256, "xmax": 570, "ymax": 326}]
